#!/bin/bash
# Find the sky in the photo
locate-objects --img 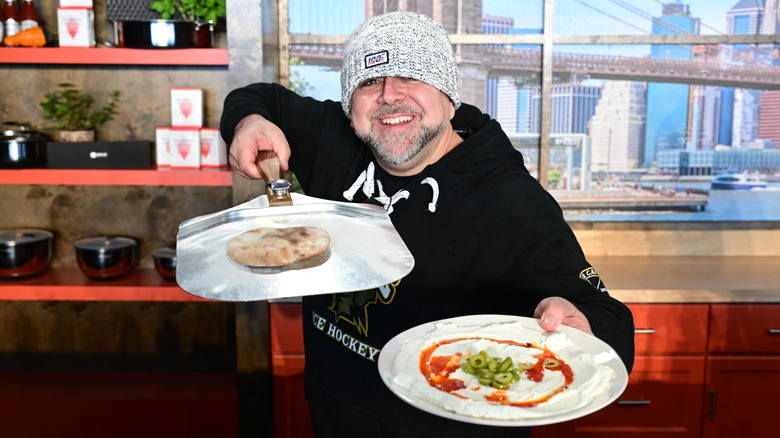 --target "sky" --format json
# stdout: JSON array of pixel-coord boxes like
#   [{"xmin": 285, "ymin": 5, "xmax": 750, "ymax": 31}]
[
  {"xmin": 289, "ymin": 0, "xmax": 745, "ymax": 35},
  {"xmin": 484, "ymin": 0, "xmax": 742, "ymax": 35}
]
